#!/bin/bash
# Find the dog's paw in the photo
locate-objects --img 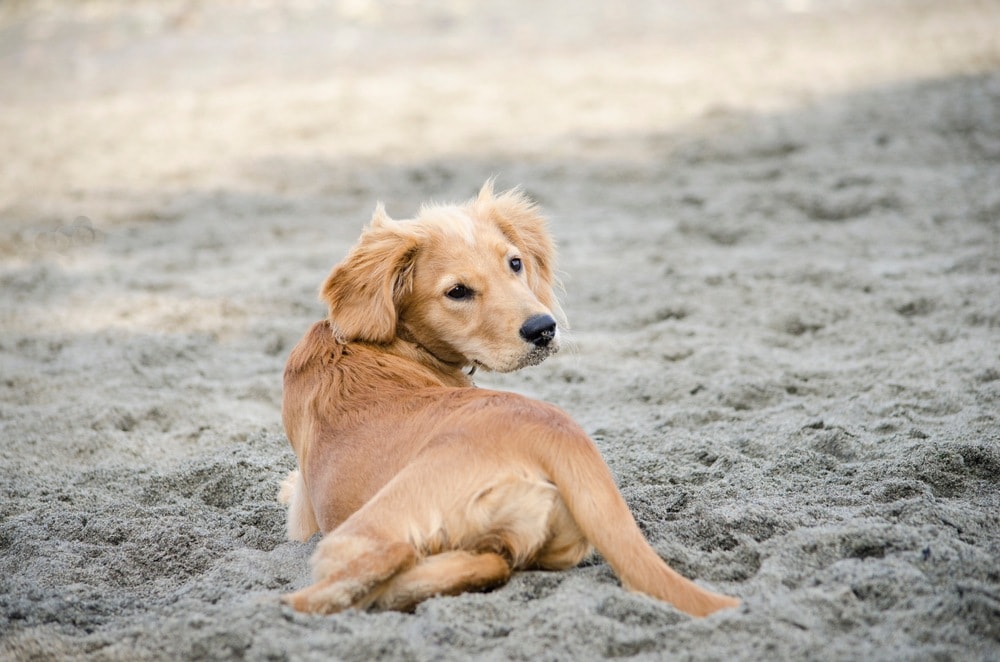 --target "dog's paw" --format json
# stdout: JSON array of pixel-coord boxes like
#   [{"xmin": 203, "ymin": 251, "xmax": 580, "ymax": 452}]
[{"xmin": 282, "ymin": 581, "xmax": 357, "ymax": 615}]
